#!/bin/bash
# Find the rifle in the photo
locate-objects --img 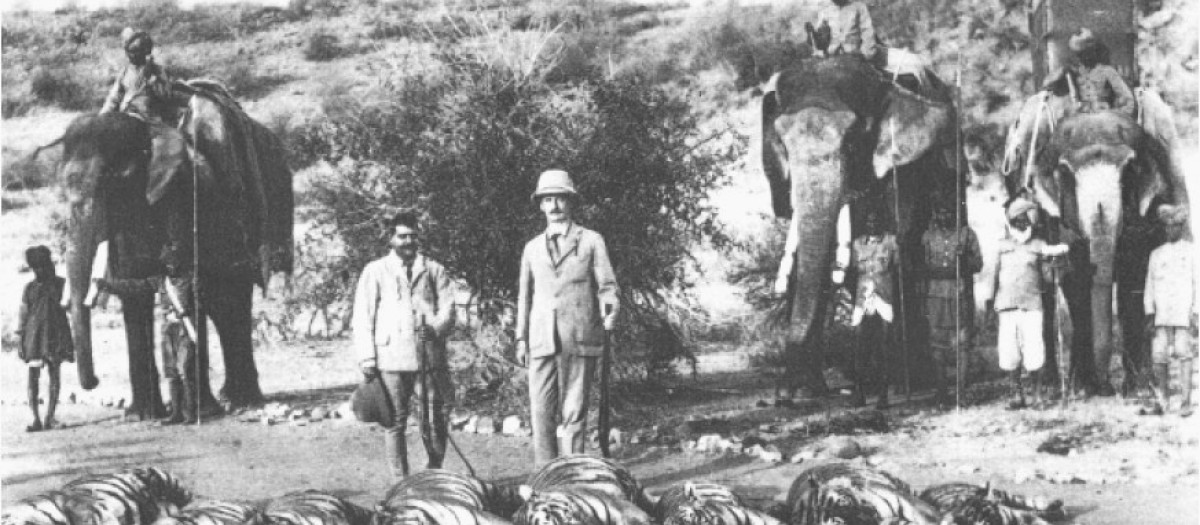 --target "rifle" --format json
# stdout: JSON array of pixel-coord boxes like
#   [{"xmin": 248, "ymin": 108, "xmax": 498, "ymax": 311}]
[{"xmin": 598, "ymin": 304, "xmax": 614, "ymax": 458}]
